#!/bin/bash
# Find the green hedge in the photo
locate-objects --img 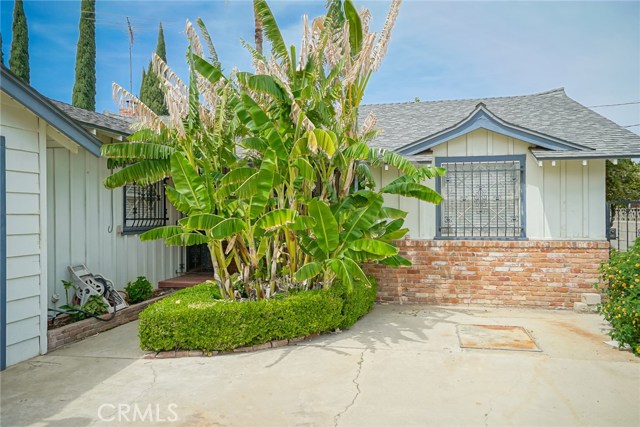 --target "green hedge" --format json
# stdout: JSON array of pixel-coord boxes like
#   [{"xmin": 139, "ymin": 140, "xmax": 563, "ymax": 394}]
[
  {"xmin": 597, "ymin": 241, "xmax": 640, "ymax": 355},
  {"xmin": 333, "ymin": 277, "xmax": 378, "ymax": 330},
  {"xmin": 139, "ymin": 281, "xmax": 377, "ymax": 352}
]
